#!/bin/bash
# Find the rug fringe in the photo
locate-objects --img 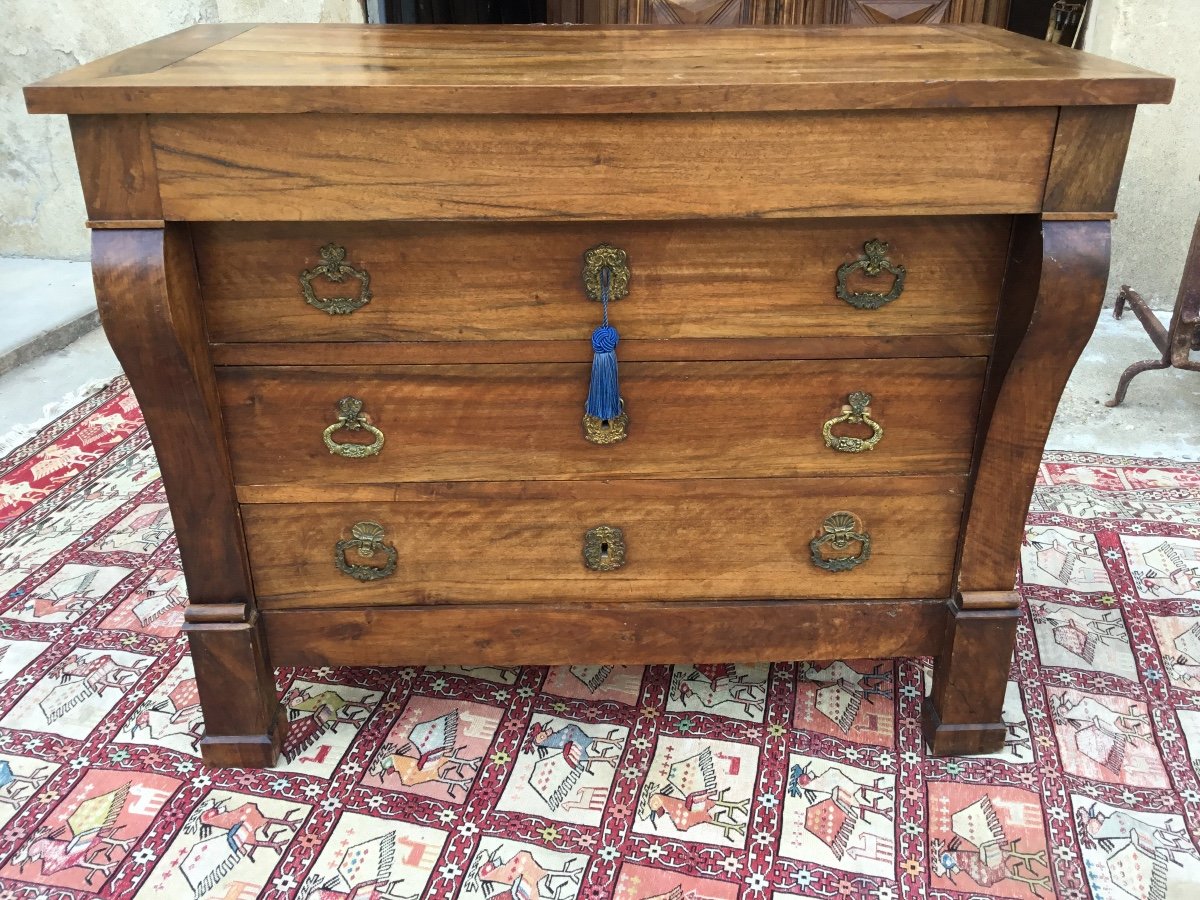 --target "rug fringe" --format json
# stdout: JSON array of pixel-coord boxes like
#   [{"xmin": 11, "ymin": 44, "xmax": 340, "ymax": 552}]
[{"xmin": 0, "ymin": 376, "xmax": 118, "ymax": 458}]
